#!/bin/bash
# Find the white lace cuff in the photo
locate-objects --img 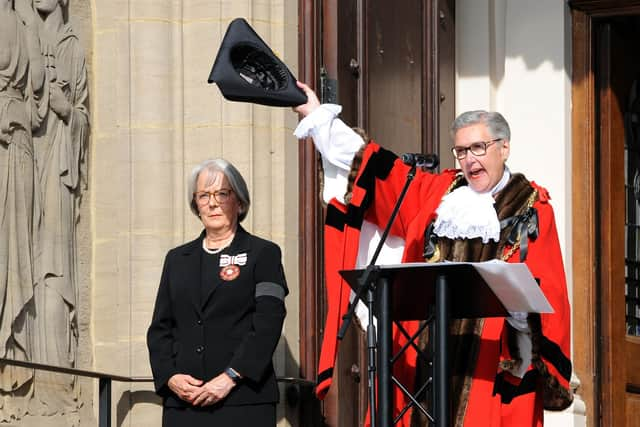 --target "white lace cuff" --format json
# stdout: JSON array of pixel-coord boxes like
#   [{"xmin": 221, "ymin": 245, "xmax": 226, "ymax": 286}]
[
  {"xmin": 509, "ymin": 329, "xmax": 532, "ymax": 378},
  {"xmin": 293, "ymin": 104, "xmax": 342, "ymax": 139},
  {"xmin": 506, "ymin": 311, "xmax": 530, "ymax": 332},
  {"xmin": 294, "ymin": 104, "xmax": 365, "ymax": 203}
]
